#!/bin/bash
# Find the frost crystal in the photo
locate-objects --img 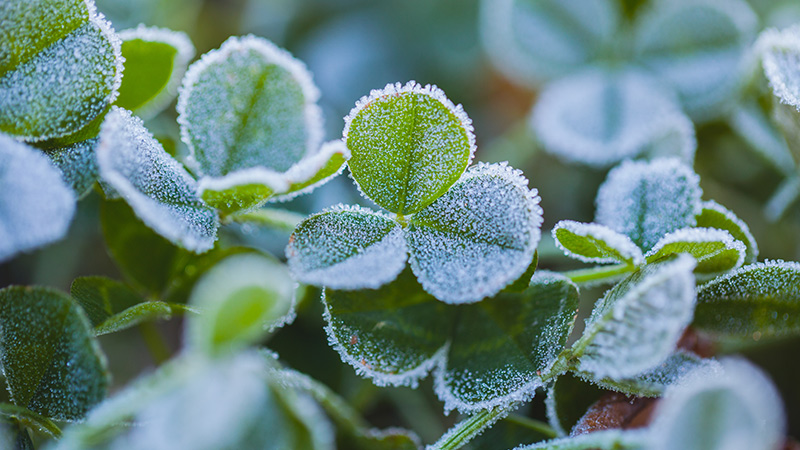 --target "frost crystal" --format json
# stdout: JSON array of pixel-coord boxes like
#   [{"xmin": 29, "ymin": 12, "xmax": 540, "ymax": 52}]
[
  {"xmin": 96, "ymin": 107, "xmax": 219, "ymax": 253},
  {"xmin": 552, "ymin": 220, "xmax": 644, "ymax": 266},
  {"xmin": 757, "ymin": 24, "xmax": 800, "ymax": 110},
  {"xmin": 0, "ymin": 134, "xmax": 76, "ymax": 262}
]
